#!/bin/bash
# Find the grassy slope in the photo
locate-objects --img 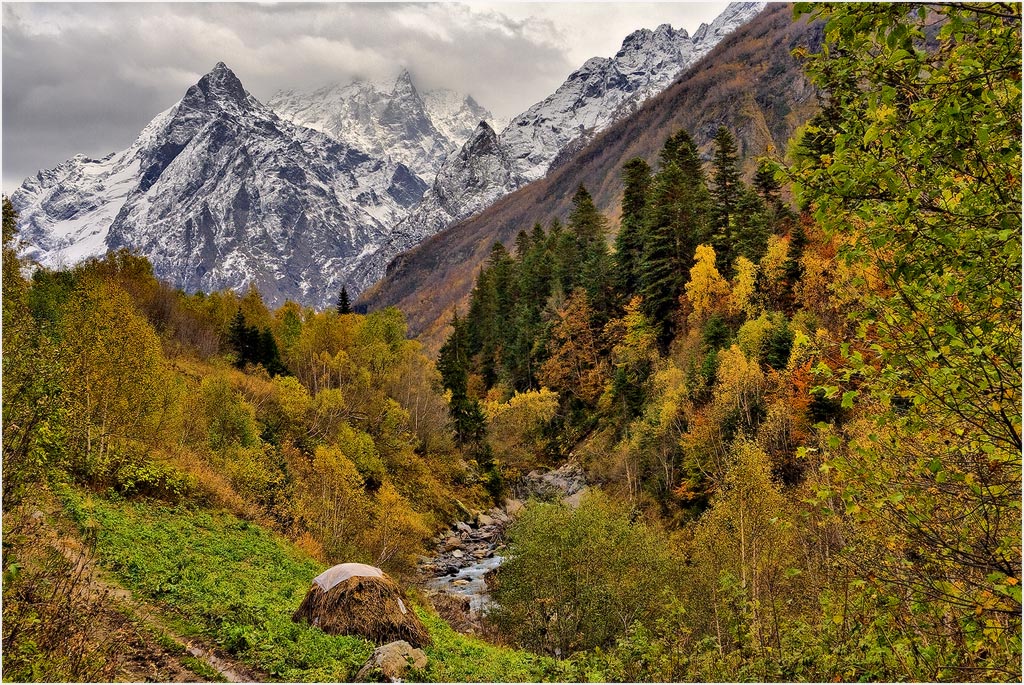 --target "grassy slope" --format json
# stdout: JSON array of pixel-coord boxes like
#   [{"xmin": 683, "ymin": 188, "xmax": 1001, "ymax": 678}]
[{"xmin": 57, "ymin": 487, "xmax": 558, "ymax": 682}]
